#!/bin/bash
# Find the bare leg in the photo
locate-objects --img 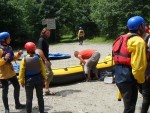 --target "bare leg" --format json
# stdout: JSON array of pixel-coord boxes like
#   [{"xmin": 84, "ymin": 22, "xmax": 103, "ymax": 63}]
[
  {"xmin": 95, "ymin": 73, "xmax": 99, "ymax": 79},
  {"xmin": 44, "ymin": 79, "xmax": 55, "ymax": 95},
  {"xmin": 45, "ymin": 79, "xmax": 50, "ymax": 92},
  {"xmin": 87, "ymin": 73, "xmax": 91, "ymax": 80}
]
